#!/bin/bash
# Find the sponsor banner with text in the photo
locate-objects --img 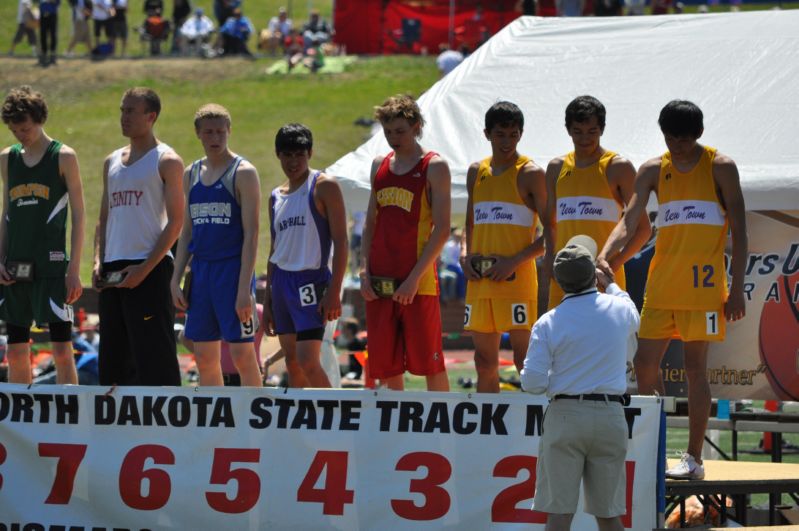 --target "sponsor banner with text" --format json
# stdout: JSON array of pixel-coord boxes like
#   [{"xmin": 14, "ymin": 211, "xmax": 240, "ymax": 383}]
[{"xmin": 0, "ymin": 386, "xmax": 660, "ymax": 530}]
